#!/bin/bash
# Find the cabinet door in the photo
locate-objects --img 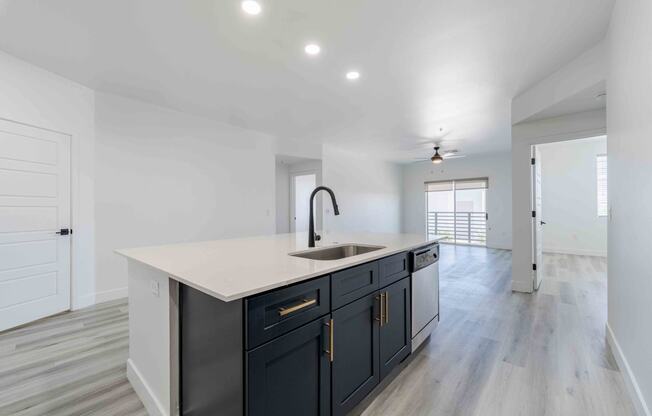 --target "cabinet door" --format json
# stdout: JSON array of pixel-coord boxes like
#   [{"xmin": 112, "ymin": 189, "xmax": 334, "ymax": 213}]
[
  {"xmin": 332, "ymin": 292, "xmax": 380, "ymax": 416},
  {"xmin": 247, "ymin": 316, "xmax": 331, "ymax": 416},
  {"xmin": 379, "ymin": 277, "xmax": 411, "ymax": 380}
]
